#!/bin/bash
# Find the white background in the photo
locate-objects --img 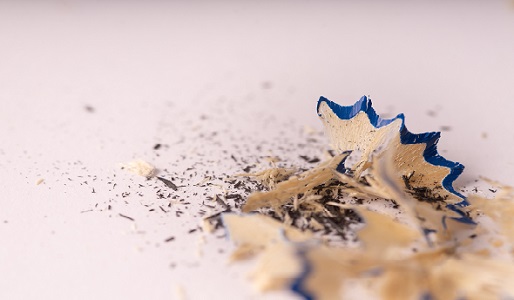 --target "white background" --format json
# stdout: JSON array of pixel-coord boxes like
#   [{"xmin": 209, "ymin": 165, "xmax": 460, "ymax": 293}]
[{"xmin": 1, "ymin": 1, "xmax": 514, "ymax": 299}]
